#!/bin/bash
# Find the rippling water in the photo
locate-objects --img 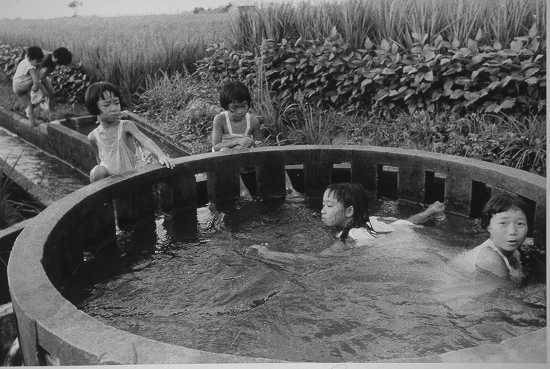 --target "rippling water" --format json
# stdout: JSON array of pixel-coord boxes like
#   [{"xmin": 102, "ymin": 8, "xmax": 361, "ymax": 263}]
[{"xmin": 73, "ymin": 199, "xmax": 546, "ymax": 362}]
